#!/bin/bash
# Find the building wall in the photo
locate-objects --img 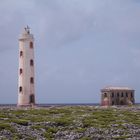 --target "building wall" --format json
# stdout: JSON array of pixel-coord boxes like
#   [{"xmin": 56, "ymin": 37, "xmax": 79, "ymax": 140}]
[{"xmin": 101, "ymin": 89, "xmax": 135, "ymax": 106}]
